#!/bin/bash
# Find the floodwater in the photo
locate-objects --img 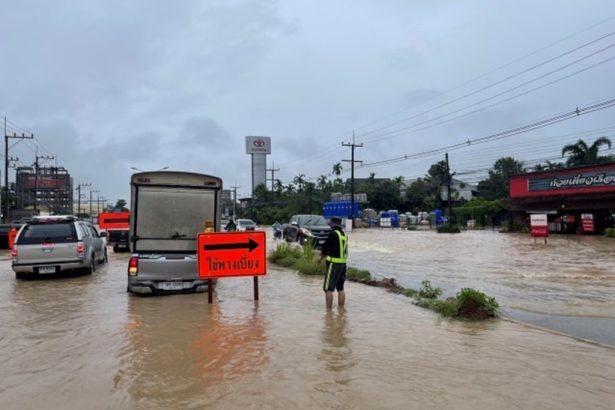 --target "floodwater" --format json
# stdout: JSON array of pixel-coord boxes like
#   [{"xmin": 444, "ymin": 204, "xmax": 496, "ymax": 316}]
[
  {"xmin": 348, "ymin": 229, "xmax": 615, "ymax": 345},
  {"xmin": 0, "ymin": 231, "xmax": 614, "ymax": 409}
]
